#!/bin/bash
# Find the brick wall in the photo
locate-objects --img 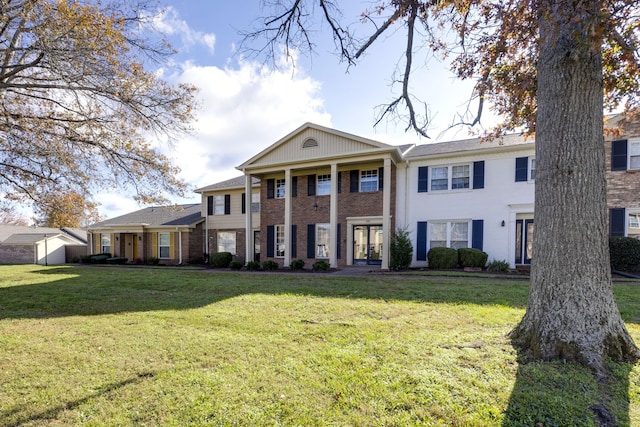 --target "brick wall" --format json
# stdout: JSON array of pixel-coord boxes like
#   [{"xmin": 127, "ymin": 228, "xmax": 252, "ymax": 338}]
[
  {"xmin": 606, "ymin": 118, "xmax": 640, "ymax": 211},
  {"xmin": 260, "ymin": 165, "xmax": 397, "ymax": 268},
  {"xmin": 0, "ymin": 245, "xmax": 34, "ymax": 264}
]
